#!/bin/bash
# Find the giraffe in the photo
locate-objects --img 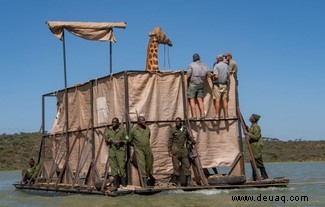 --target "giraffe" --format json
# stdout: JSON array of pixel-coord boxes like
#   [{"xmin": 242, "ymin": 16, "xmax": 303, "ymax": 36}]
[{"xmin": 145, "ymin": 26, "xmax": 173, "ymax": 72}]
